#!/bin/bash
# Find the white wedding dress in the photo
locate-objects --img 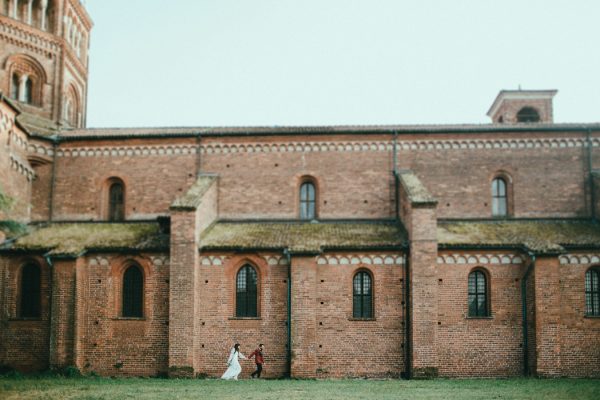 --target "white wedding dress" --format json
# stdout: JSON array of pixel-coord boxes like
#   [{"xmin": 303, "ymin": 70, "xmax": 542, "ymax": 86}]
[{"xmin": 221, "ymin": 348, "xmax": 246, "ymax": 380}]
